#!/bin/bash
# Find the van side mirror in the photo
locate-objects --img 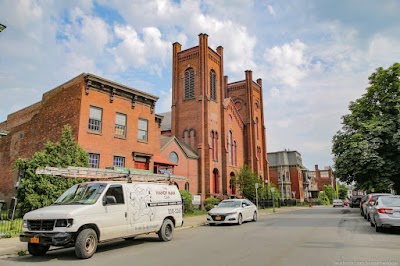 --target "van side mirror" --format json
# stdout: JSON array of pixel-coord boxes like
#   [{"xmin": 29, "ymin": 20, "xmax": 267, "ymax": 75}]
[{"xmin": 102, "ymin": 196, "xmax": 107, "ymax": 206}]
